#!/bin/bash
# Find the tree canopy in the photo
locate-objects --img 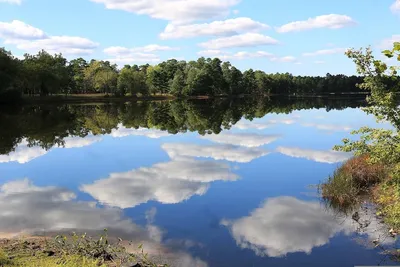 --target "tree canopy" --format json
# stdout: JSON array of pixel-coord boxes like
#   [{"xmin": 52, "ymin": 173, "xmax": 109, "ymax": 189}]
[{"xmin": 0, "ymin": 48, "xmax": 368, "ymax": 103}]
